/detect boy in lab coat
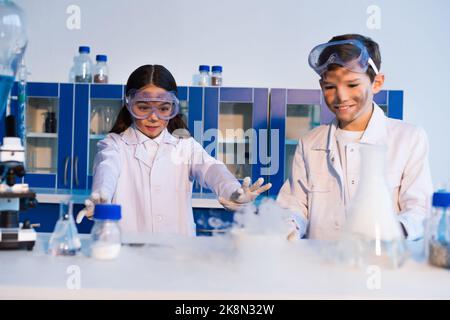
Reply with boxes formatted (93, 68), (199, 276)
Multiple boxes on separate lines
(278, 34), (433, 240)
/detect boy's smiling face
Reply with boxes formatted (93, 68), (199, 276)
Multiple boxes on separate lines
(320, 66), (384, 131)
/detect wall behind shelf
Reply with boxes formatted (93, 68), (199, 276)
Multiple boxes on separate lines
(15, 0), (450, 185)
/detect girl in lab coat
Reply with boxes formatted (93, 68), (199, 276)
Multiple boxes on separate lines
(77, 65), (271, 235)
(278, 34), (433, 240)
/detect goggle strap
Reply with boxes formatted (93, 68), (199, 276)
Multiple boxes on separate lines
(368, 58), (379, 75)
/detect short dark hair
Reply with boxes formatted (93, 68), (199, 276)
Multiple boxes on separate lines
(320, 34), (381, 82)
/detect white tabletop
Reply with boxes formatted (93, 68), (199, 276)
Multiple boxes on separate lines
(0, 233), (449, 300)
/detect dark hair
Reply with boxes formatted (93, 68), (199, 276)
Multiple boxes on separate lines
(319, 34), (381, 82)
(110, 64), (188, 134)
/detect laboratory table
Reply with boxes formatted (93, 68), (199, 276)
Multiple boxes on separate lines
(0, 233), (449, 300)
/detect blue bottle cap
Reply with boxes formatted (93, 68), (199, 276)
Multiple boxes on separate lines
(199, 65), (210, 72)
(79, 46), (90, 54)
(96, 54), (107, 62)
(212, 65), (222, 73)
(432, 192), (450, 208)
(94, 204), (122, 220)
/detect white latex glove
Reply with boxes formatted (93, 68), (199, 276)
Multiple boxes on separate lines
(218, 177), (272, 211)
(287, 214), (307, 241)
(76, 191), (108, 224)
(287, 219), (300, 241)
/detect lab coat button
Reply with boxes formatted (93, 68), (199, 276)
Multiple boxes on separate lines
(334, 221), (340, 229)
(351, 180), (355, 185)
(156, 215), (163, 222)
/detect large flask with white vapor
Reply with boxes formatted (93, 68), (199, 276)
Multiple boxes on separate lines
(338, 144), (407, 268)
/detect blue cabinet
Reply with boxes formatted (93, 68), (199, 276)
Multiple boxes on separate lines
(268, 89), (404, 195)
(9, 82), (203, 190)
(8, 83), (403, 197)
(9, 82), (74, 188)
(75, 84), (125, 190)
(202, 87), (270, 192)
(8, 83), (403, 235)
(9, 83), (403, 197)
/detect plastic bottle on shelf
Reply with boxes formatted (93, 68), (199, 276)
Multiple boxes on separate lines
(93, 54), (109, 84)
(197, 65), (210, 86)
(90, 204), (122, 260)
(73, 46), (93, 83)
(211, 65), (223, 86)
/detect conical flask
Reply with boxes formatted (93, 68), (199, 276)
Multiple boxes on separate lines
(48, 201), (82, 256)
(338, 144), (407, 268)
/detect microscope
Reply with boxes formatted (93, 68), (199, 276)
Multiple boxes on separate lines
(0, 115), (38, 250)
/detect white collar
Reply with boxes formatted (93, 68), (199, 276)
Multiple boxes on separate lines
(121, 125), (178, 146)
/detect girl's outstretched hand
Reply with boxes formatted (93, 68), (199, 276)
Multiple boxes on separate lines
(218, 177), (272, 211)
(76, 191), (108, 223)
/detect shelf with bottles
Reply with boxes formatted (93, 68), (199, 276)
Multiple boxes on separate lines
(26, 97), (59, 135)
(24, 96), (59, 175)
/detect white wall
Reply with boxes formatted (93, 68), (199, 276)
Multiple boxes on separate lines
(15, 0), (450, 186)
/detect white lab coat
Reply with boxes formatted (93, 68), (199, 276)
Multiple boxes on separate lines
(92, 126), (240, 236)
(277, 104), (433, 240)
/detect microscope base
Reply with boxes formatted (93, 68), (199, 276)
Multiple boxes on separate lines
(0, 228), (36, 251)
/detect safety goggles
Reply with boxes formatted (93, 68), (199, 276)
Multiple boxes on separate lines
(125, 89), (179, 120)
(308, 39), (379, 76)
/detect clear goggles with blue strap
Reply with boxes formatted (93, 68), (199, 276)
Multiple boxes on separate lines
(125, 89), (179, 120)
(308, 39), (379, 76)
